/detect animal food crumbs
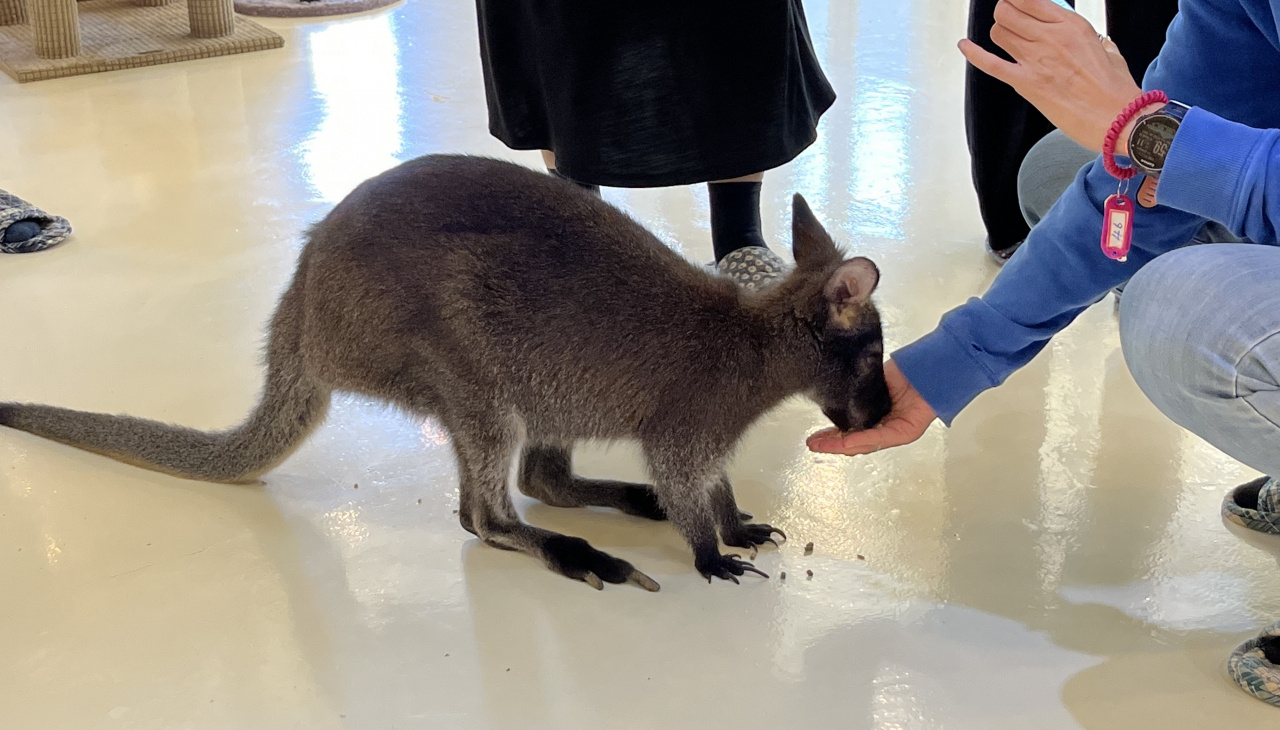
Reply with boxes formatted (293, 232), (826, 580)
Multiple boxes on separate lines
(354, 484), (359, 489)
(780, 572), (786, 580)
(804, 542), (814, 555)
(806, 570), (813, 579)
(856, 554), (865, 561)
(417, 499), (422, 504)
(453, 509), (459, 514)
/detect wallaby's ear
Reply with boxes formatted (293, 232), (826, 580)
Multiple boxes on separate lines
(825, 257), (880, 329)
(791, 194), (839, 269)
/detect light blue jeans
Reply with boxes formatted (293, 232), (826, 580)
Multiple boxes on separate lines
(1018, 131), (1280, 478)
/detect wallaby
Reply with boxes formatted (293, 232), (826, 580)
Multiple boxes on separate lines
(0, 155), (891, 591)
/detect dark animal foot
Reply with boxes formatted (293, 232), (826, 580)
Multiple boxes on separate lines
(695, 552), (769, 584)
(723, 522), (787, 551)
(620, 485), (667, 521)
(543, 535), (660, 591)
(458, 508), (478, 537)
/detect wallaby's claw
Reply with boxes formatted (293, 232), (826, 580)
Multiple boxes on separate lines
(738, 510), (754, 521)
(696, 552), (769, 583)
(723, 522), (786, 551)
(628, 569), (661, 592)
(543, 534), (657, 592)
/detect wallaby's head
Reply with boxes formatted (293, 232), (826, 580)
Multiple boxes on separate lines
(779, 194), (892, 434)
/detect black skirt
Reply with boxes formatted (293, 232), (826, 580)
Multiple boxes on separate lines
(475, 1), (836, 188)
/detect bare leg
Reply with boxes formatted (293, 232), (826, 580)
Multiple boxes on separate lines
(518, 442), (666, 520)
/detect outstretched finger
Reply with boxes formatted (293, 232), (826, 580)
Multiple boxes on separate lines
(957, 38), (1026, 87)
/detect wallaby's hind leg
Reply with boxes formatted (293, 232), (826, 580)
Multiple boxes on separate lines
(517, 442), (666, 521)
(453, 422), (659, 591)
(644, 444), (768, 584)
(711, 475), (786, 552)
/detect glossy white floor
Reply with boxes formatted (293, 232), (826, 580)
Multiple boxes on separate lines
(2, 1), (1278, 728)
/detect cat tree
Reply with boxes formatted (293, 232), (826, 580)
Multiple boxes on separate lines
(0, 0), (282, 82)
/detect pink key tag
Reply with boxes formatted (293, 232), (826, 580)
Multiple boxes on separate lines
(1101, 193), (1134, 262)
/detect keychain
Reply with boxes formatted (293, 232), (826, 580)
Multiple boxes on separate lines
(1100, 89), (1168, 263)
(1101, 178), (1134, 262)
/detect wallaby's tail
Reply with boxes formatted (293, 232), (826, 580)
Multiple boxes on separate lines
(0, 271), (330, 483)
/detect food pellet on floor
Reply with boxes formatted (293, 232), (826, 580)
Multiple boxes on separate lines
(806, 570), (813, 579)
(804, 542), (814, 555)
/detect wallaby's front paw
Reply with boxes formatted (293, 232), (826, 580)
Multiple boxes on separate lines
(620, 485), (667, 521)
(723, 522), (786, 550)
(543, 535), (660, 592)
(695, 552), (769, 584)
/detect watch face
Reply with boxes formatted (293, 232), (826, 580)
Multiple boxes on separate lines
(1130, 116), (1179, 171)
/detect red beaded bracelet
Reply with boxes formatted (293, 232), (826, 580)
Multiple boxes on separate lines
(1102, 90), (1168, 179)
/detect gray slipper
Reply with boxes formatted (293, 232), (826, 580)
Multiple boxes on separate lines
(0, 190), (71, 254)
(1229, 621), (1280, 708)
(1224, 476), (1280, 535)
(715, 246), (789, 291)
(1222, 476), (1280, 706)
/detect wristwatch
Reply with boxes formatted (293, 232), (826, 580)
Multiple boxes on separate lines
(1127, 101), (1190, 178)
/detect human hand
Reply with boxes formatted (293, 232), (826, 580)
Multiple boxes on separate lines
(806, 360), (937, 456)
(958, 0), (1144, 153)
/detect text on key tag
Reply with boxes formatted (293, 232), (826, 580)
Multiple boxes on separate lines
(1101, 194), (1134, 262)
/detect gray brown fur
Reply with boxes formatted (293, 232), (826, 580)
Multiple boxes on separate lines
(0, 155), (890, 590)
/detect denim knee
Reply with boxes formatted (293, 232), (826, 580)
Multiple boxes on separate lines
(1119, 247), (1220, 418)
(1017, 130), (1098, 229)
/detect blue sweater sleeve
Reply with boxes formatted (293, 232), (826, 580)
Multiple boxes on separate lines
(893, 0), (1280, 425)
(893, 159), (1205, 424)
(1159, 107), (1280, 244)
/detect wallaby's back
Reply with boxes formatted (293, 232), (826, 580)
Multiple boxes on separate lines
(301, 155), (771, 439)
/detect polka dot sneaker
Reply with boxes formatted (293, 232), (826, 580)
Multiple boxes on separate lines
(714, 246), (789, 292)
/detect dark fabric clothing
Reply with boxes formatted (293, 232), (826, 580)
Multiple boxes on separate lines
(965, 0), (1180, 251)
(475, 1), (836, 188)
(708, 181), (767, 260)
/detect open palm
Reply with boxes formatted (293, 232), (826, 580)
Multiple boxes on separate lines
(806, 360), (936, 455)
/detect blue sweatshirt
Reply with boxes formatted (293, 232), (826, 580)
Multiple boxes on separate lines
(894, 0), (1280, 425)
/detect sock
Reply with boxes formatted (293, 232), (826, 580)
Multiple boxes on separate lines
(709, 181), (767, 261)
(1261, 636), (1280, 665)
(2, 219), (41, 244)
(548, 168), (601, 197)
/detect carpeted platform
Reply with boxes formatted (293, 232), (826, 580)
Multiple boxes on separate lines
(0, 0), (282, 83)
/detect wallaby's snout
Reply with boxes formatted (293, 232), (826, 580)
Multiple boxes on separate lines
(819, 352), (891, 434)
(855, 366), (893, 431)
